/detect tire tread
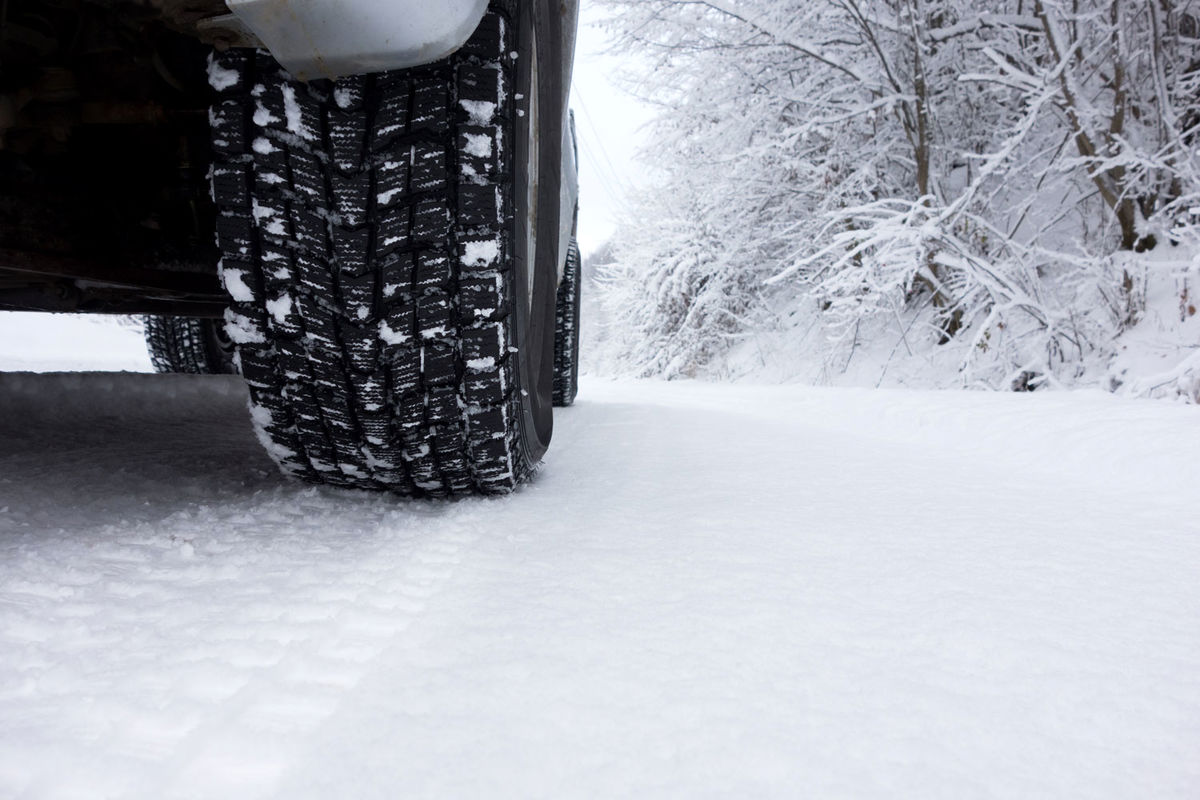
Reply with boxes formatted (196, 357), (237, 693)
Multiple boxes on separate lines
(208, 6), (529, 495)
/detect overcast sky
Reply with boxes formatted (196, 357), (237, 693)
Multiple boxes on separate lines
(568, 0), (654, 256)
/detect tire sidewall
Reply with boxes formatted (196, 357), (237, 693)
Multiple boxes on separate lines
(510, 0), (562, 466)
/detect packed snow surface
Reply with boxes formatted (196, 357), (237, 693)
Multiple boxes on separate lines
(0, 334), (1198, 797)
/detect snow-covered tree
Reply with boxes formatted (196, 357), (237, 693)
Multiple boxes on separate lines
(594, 0), (1200, 393)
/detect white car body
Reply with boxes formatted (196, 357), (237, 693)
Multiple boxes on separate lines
(227, 0), (490, 81)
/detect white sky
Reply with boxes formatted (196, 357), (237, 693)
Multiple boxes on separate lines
(568, 0), (654, 256)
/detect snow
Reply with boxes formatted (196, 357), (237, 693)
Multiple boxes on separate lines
(375, 188), (403, 206)
(221, 264), (256, 304)
(280, 85), (313, 141)
(206, 58), (240, 92)
(459, 99), (496, 126)
(252, 102), (279, 128)
(377, 321), (409, 346)
(265, 294), (293, 326)
(223, 309), (266, 345)
(0, 313), (151, 372)
(0, 319), (1198, 798)
(461, 238), (499, 267)
(462, 132), (492, 158)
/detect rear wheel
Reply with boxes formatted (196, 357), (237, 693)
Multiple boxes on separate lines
(144, 316), (237, 375)
(208, 1), (562, 495)
(552, 235), (581, 406)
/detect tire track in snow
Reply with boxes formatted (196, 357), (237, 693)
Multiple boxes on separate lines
(0, 375), (489, 797)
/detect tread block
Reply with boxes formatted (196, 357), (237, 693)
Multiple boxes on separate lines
(247, 383), (292, 418)
(216, 212), (254, 253)
(460, 273), (505, 320)
(260, 246), (297, 284)
(458, 235), (501, 271)
(462, 322), (505, 367)
(338, 269), (376, 316)
(469, 436), (509, 468)
(463, 367), (506, 405)
(329, 109), (368, 172)
(457, 65), (500, 104)
(294, 291), (337, 346)
(275, 336), (310, 380)
(374, 208), (411, 259)
(425, 386), (459, 422)
(332, 225), (370, 275)
(411, 142), (449, 193)
(458, 184), (500, 228)
(410, 78), (450, 135)
(467, 406), (507, 446)
(235, 345), (277, 388)
(293, 208), (328, 252)
(390, 346), (421, 393)
(294, 249), (335, 297)
(422, 341), (458, 387)
(252, 166), (288, 200)
(287, 85), (323, 142)
(332, 74), (367, 111)
(210, 99), (247, 155)
(417, 293), (453, 341)
(211, 165), (251, 209)
(352, 372), (387, 414)
(459, 12), (506, 61)
(332, 172), (371, 227)
(396, 394), (426, 430)
(253, 51), (282, 81)
(415, 251), (452, 291)
(382, 302), (416, 347)
(256, 84), (288, 132)
(306, 344), (348, 386)
(375, 158), (409, 209)
(266, 288), (303, 337)
(251, 137), (289, 175)
(380, 254), (415, 299)
(220, 257), (260, 291)
(457, 126), (496, 182)
(372, 78), (411, 150)
(252, 199), (292, 239)
(288, 147), (326, 202)
(403, 445), (443, 492)
(434, 428), (472, 491)
(411, 199), (452, 244)
(339, 320), (379, 373)
(293, 425), (338, 474)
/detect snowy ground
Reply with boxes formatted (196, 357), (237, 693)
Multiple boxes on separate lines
(1, 315), (1198, 798)
(0, 313), (151, 373)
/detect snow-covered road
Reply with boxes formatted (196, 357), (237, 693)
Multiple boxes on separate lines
(1, 365), (1198, 797)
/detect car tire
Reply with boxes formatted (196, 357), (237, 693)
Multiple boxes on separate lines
(144, 316), (237, 375)
(552, 235), (581, 406)
(207, 1), (563, 495)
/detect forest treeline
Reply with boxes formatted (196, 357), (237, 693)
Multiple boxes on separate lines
(590, 0), (1200, 398)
